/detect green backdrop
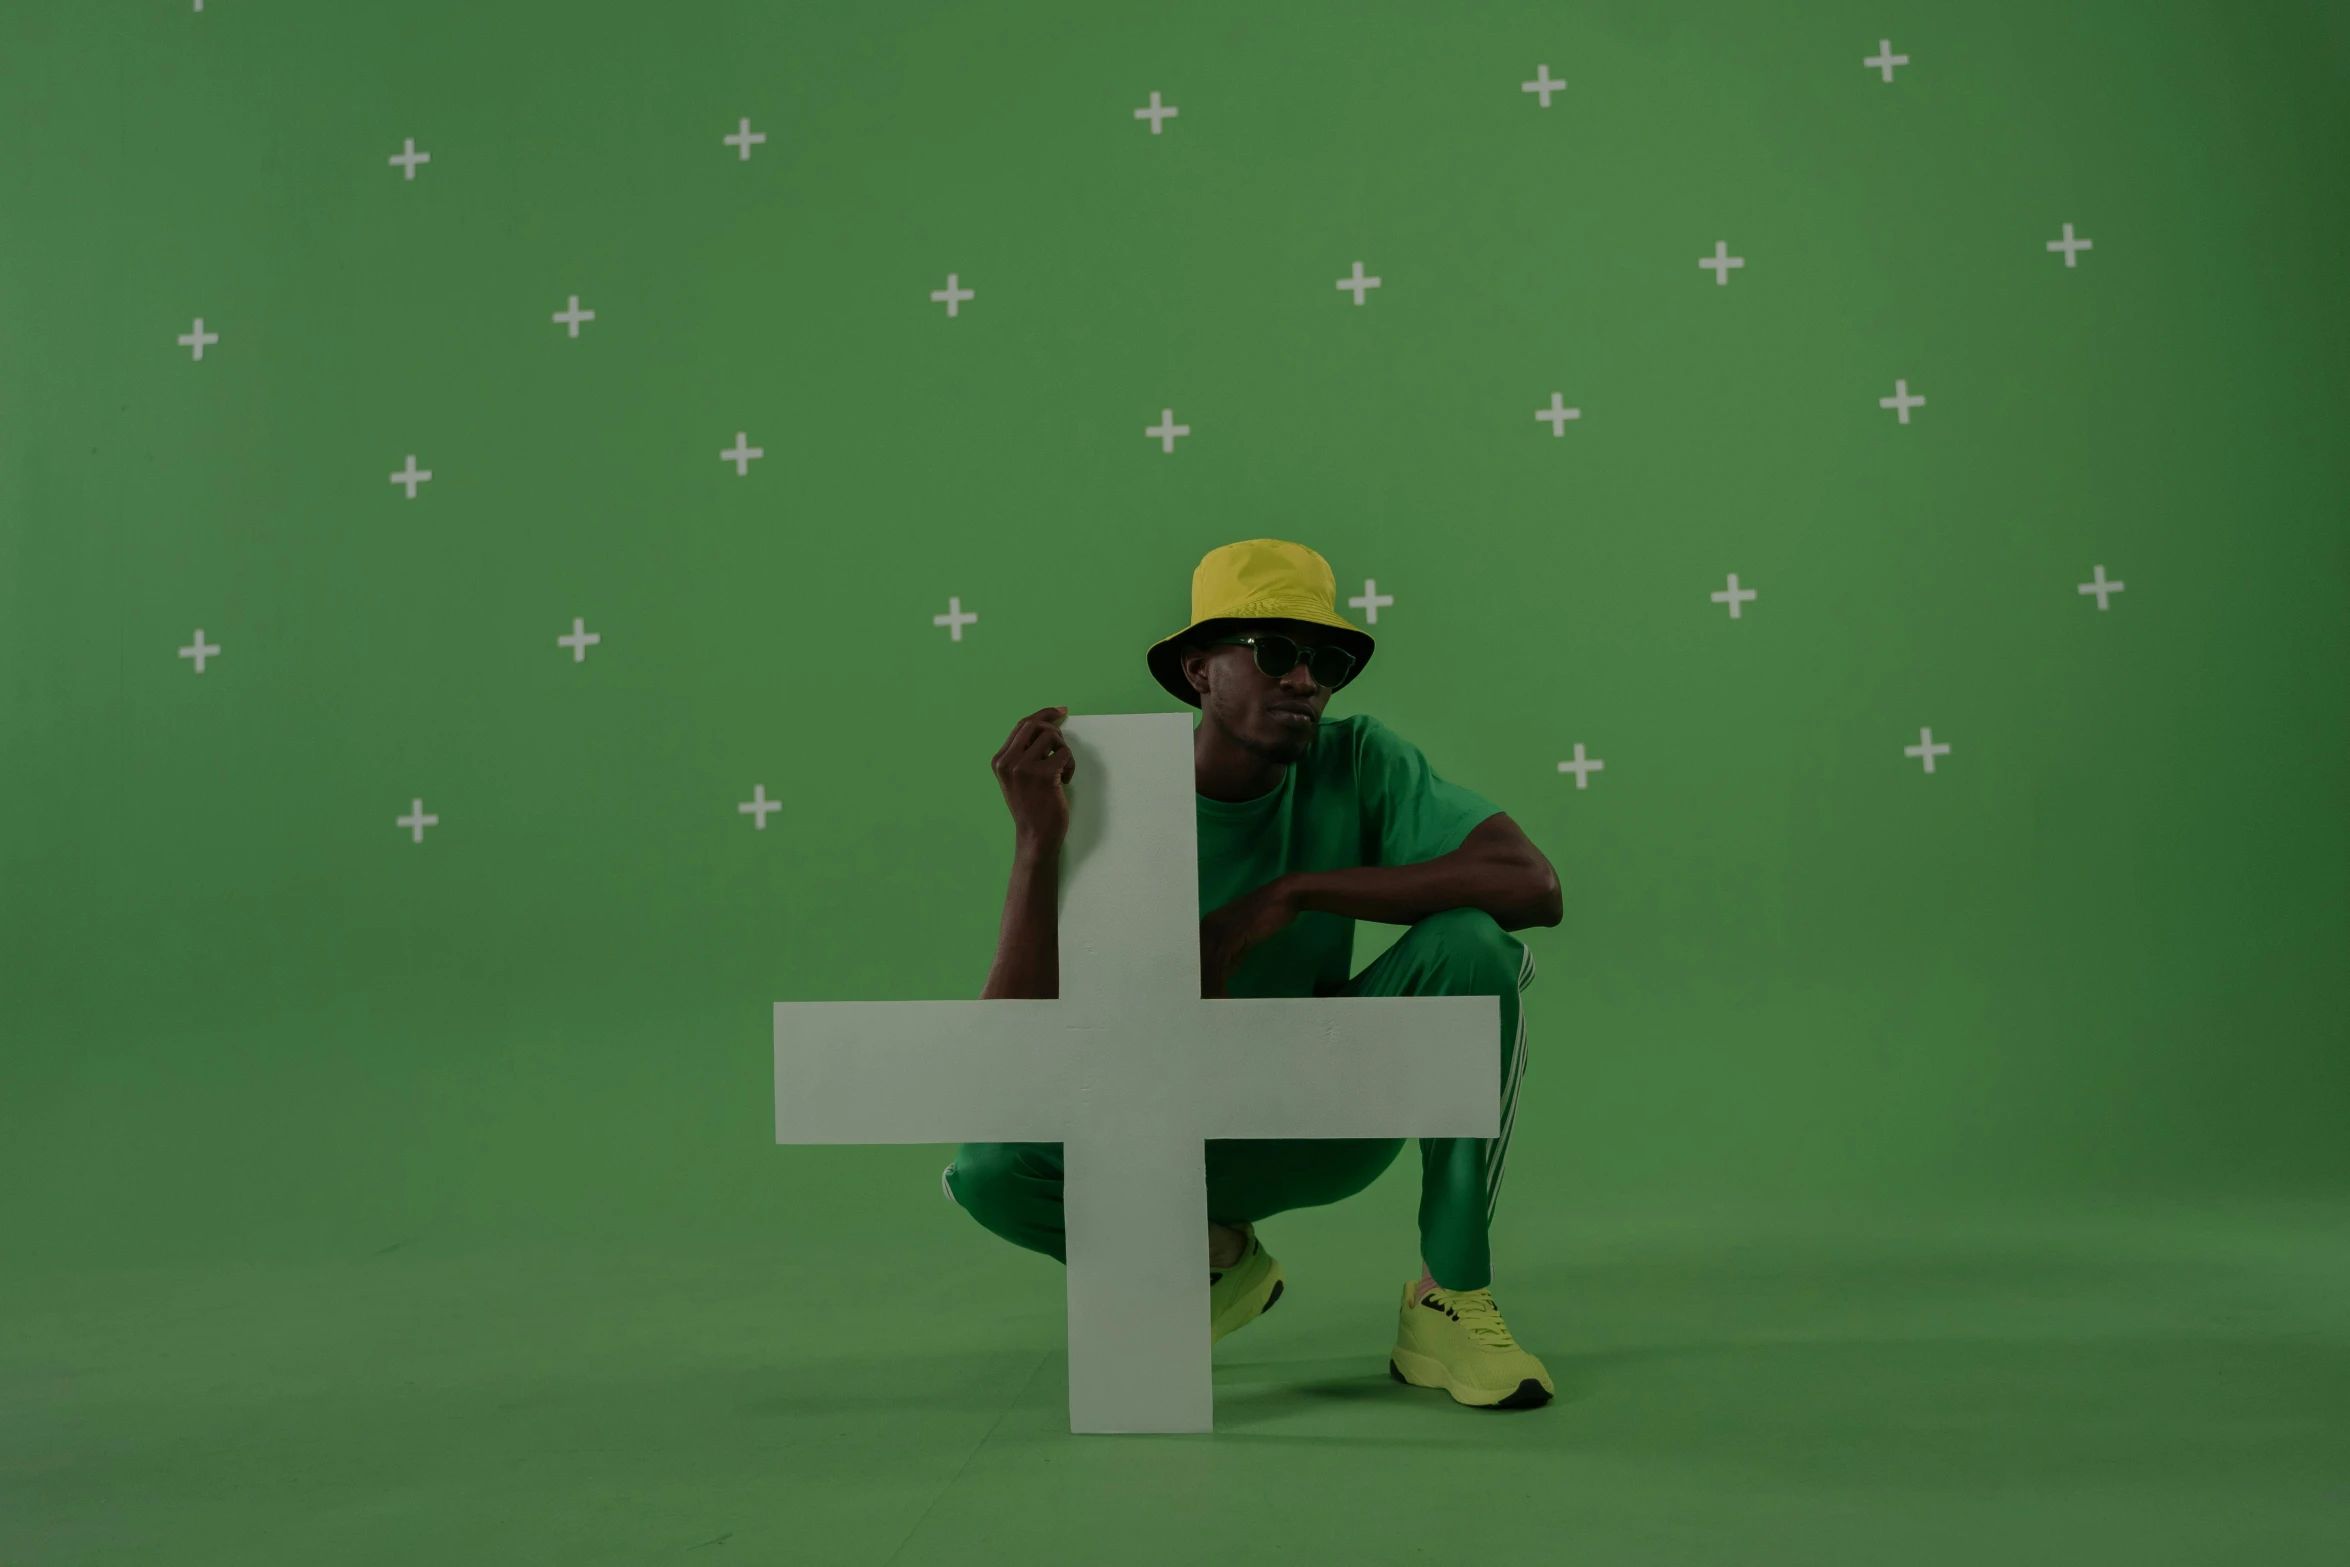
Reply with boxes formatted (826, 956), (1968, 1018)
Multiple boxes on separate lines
(4, 4), (2348, 1563)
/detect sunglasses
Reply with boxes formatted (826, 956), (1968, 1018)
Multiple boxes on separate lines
(1203, 634), (1358, 689)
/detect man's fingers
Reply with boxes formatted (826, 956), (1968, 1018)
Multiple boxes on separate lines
(993, 707), (1069, 768)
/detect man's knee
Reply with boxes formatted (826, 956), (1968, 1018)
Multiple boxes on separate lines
(1396, 907), (1520, 990)
(947, 1141), (1058, 1226)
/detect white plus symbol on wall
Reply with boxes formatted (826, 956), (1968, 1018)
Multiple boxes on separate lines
(2078, 565), (2126, 610)
(396, 798), (440, 843)
(1335, 261), (1382, 305)
(933, 597), (978, 641)
(930, 273), (975, 317)
(1711, 573), (1757, 619)
(552, 295), (596, 337)
(1557, 744), (1605, 789)
(1535, 393), (1580, 434)
(1521, 65), (1566, 107)
(724, 117), (767, 160)
(1904, 727), (1952, 774)
(739, 785), (781, 829)
(1348, 579), (1394, 624)
(177, 629), (221, 673)
(557, 617), (601, 662)
(389, 455), (433, 498)
(1699, 241), (1745, 285)
(2047, 223), (2094, 267)
(1864, 40), (1910, 82)
(1134, 92), (1179, 133)
(1879, 379), (1926, 424)
(388, 138), (431, 179)
(1144, 409), (1191, 452)
(720, 432), (764, 475)
(178, 318), (219, 360)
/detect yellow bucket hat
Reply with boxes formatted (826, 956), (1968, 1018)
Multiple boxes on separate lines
(1146, 538), (1376, 708)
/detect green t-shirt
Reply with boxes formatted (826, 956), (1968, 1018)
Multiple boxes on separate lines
(1195, 713), (1503, 999)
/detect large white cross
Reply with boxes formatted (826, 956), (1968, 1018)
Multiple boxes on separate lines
(1336, 261), (1382, 305)
(557, 617), (601, 662)
(720, 432), (764, 475)
(552, 295), (596, 337)
(775, 713), (1495, 1432)
(930, 273), (975, 317)
(1864, 40), (1909, 82)
(1348, 578), (1394, 624)
(1879, 379), (1926, 424)
(2047, 223), (2094, 267)
(1535, 393), (1580, 435)
(396, 798), (439, 843)
(389, 455), (432, 499)
(1699, 241), (1745, 285)
(724, 117), (767, 160)
(178, 629), (221, 673)
(1521, 66), (1565, 108)
(1710, 573), (1757, 619)
(389, 138), (430, 179)
(1556, 744), (1604, 789)
(1134, 92), (1179, 133)
(1904, 727), (1951, 773)
(178, 318), (219, 360)
(2078, 565), (2125, 610)
(1145, 409), (1191, 453)
(933, 597), (978, 640)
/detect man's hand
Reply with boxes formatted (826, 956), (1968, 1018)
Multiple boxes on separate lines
(992, 706), (1073, 850)
(1198, 877), (1300, 998)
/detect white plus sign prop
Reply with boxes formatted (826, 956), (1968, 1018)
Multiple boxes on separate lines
(1556, 743), (1605, 789)
(388, 138), (430, 179)
(396, 798), (439, 842)
(1711, 573), (1757, 619)
(1904, 727), (1952, 773)
(1348, 578), (1394, 624)
(1535, 393), (1580, 434)
(1336, 261), (1382, 305)
(739, 785), (781, 828)
(2047, 223), (2094, 267)
(178, 318), (219, 360)
(1699, 241), (1745, 285)
(724, 117), (767, 160)
(930, 273), (975, 317)
(1879, 379), (1926, 424)
(1144, 409), (1191, 452)
(933, 597), (977, 640)
(1134, 92), (1179, 133)
(1521, 66), (1565, 107)
(557, 617), (601, 662)
(2078, 565), (2125, 609)
(1864, 40), (1909, 82)
(389, 455), (432, 498)
(775, 713), (1496, 1433)
(720, 432), (764, 475)
(552, 295), (596, 337)
(178, 629), (221, 673)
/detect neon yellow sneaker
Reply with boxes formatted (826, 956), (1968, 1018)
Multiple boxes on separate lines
(1389, 1281), (1554, 1408)
(1209, 1223), (1285, 1343)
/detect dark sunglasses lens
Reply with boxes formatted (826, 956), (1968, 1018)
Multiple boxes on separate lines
(1250, 635), (1301, 679)
(1308, 645), (1356, 686)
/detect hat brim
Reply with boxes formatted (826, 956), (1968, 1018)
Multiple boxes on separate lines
(1146, 614), (1376, 708)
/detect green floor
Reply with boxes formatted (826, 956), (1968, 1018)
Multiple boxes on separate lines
(6, 1159), (2345, 1566)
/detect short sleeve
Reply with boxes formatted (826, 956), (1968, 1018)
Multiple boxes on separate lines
(1354, 715), (1504, 867)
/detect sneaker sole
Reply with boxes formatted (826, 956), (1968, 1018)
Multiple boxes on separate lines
(1389, 1349), (1553, 1410)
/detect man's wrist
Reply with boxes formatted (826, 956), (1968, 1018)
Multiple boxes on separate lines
(1277, 871), (1323, 914)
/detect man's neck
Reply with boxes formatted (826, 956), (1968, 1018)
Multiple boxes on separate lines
(1193, 714), (1290, 803)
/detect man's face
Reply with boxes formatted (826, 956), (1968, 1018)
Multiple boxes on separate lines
(1181, 620), (1335, 765)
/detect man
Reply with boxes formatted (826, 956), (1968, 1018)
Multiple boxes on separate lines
(944, 538), (1564, 1409)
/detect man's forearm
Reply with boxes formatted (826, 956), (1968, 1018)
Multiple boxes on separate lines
(980, 838), (1060, 999)
(1285, 847), (1560, 932)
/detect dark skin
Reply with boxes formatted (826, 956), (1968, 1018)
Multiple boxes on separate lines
(979, 621), (1564, 1267)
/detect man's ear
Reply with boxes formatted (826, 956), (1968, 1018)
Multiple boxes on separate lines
(1181, 646), (1211, 696)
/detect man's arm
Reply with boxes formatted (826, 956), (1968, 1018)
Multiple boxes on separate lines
(1198, 813), (1561, 997)
(979, 706), (1073, 1000)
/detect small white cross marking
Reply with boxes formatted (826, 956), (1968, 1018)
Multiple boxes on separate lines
(396, 798), (440, 842)
(724, 117), (767, 160)
(178, 318), (219, 360)
(1864, 40), (1910, 82)
(721, 432), (764, 476)
(1348, 579), (1394, 624)
(1522, 66), (1566, 107)
(389, 455), (433, 498)
(1880, 379), (1926, 424)
(178, 629), (221, 673)
(1904, 727), (1952, 774)
(1336, 261), (1382, 305)
(2047, 223), (2094, 267)
(1134, 92), (1179, 133)
(933, 597), (978, 641)
(1557, 744), (1605, 789)
(1535, 393), (1581, 435)
(739, 785), (782, 829)
(930, 273), (975, 317)
(388, 138), (431, 179)
(1145, 409), (1191, 453)
(2078, 565), (2125, 610)
(1711, 573), (1757, 619)
(557, 617), (601, 662)
(552, 295), (596, 337)
(1699, 240), (1746, 285)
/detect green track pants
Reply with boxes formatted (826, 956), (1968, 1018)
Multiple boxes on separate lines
(945, 907), (1536, 1292)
